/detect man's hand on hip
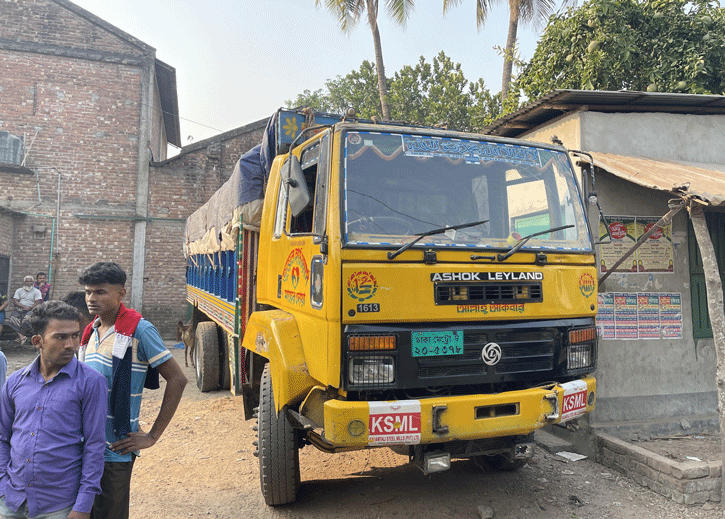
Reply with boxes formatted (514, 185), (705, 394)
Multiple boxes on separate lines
(110, 429), (157, 455)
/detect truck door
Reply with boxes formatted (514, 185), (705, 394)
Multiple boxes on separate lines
(268, 132), (331, 380)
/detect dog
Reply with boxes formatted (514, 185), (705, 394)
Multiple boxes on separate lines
(176, 320), (196, 368)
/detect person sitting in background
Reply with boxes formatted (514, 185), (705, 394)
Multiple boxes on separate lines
(34, 272), (51, 301)
(7, 277), (43, 345)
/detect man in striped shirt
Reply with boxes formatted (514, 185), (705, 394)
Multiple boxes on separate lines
(79, 262), (187, 519)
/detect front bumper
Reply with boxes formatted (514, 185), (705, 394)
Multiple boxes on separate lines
(322, 376), (595, 448)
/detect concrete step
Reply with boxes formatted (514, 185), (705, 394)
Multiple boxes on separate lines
(535, 428), (576, 455)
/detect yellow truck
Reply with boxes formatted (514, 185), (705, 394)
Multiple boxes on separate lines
(184, 109), (597, 505)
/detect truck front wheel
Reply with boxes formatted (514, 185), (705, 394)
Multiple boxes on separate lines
(258, 364), (300, 505)
(195, 321), (220, 392)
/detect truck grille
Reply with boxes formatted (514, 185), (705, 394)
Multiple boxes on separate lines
(434, 282), (542, 305)
(418, 330), (554, 379)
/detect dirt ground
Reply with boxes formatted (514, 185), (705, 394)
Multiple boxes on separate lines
(2, 339), (724, 518)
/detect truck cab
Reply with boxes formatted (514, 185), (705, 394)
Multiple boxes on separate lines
(185, 111), (597, 506)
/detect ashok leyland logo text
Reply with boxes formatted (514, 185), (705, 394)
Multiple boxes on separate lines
(431, 272), (543, 282)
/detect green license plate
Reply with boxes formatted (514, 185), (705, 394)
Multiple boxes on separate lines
(411, 331), (464, 357)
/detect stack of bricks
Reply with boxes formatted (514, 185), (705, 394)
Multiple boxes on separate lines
(596, 432), (721, 505)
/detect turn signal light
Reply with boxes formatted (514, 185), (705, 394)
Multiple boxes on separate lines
(569, 327), (596, 344)
(348, 335), (396, 351)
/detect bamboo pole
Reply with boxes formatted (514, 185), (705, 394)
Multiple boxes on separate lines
(688, 204), (725, 509)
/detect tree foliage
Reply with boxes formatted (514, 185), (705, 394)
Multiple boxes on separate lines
(443, 0), (563, 100)
(517, 0), (725, 99)
(389, 52), (472, 128)
(286, 52), (503, 131)
(286, 60), (381, 119)
(315, 0), (415, 120)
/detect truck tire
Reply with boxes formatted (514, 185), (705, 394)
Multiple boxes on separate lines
(219, 329), (231, 390)
(195, 322), (220, 392)
(258, 364), (300, 505)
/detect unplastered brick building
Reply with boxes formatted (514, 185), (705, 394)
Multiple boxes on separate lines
(0, 0), (265, 336)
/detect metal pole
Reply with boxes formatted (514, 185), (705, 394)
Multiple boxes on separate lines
(47, 217), (55, 291)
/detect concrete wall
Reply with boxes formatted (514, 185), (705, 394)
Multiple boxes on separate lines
(591, 172), (715, 432)
(580, 111), (725, 164)
(151, 77), (166, 162)
(522, 113), (582, 152)
(520, 110), (724, 436)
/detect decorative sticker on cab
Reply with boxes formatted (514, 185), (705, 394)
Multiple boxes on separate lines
(579, 273), (595, 298)
(281, 248), (309, 306)
(347, 271), (378, 302)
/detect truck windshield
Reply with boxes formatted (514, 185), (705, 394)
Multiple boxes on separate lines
(342, 131), (592, 252)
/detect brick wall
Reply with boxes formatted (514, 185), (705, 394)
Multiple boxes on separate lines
(146, 122), (266, 336)
(0, 211), (14, 257)
(0, 51), (142, 297)
(1, 0), (269, 338)
(597, 432), (721, 506)
(0, 0), (145, 55)
(1, 0), (147, 305)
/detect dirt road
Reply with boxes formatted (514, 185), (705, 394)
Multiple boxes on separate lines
(132, 348), (723, 519)
(2, 341), (721, 518)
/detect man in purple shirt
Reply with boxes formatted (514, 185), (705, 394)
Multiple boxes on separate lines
(0, 301), (107, 519)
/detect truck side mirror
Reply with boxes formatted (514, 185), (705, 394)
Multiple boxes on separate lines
(282, 155), (311, 217)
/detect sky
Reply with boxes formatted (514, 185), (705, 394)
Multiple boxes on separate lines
(69, 1), (559, 149)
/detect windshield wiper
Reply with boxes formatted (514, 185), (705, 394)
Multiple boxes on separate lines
(387, 220), (489, 260)
(496, 224), (575, 262)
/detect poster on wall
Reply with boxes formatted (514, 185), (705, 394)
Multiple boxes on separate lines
(637, 293), (661, 339)
(598, 216), (674, 274)
(598, 216), (636, 273)
(635, 217), (674, 273)
(613, 293), (638, 339)
(596, 292), (683, 340)
(660, 293), (683, 339)
(596, 293), (615, 339)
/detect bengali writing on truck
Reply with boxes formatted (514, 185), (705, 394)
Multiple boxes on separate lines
(183, 108), (598, 505)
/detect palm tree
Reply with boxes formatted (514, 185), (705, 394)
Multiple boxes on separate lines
(443, 0), (558, 101)
(316, 0), (415, 120)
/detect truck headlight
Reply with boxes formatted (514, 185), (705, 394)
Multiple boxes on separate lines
(348, 356), (395, 386)
(568, 343), (594, 371)
(567, 326), (596, 373)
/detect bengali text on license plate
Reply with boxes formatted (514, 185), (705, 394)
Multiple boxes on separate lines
(411, 331), (463, 357)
